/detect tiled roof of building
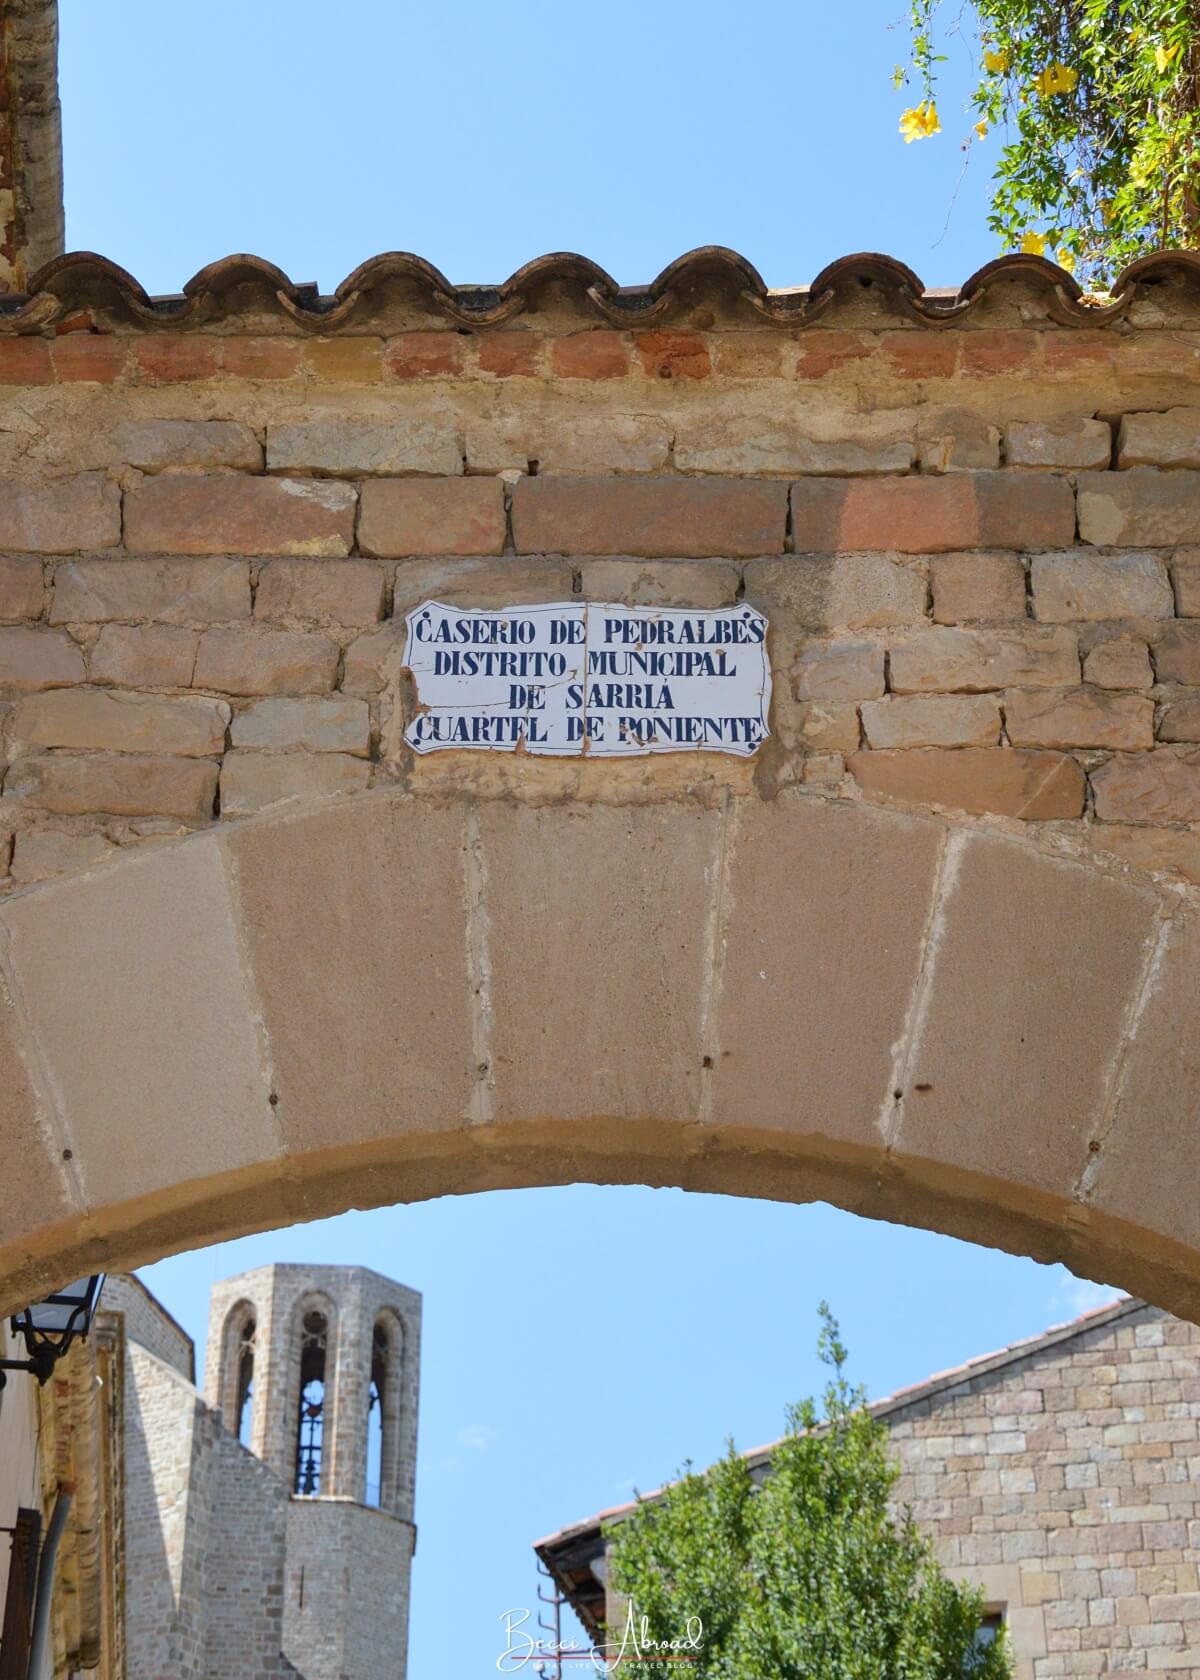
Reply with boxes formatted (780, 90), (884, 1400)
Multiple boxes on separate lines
(4, 248), (1200, 333)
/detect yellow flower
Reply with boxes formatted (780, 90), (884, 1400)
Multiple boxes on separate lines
(975, 120), (988, 139)
(899, 101), (941, 142)
(1020, 231), (1047, 256)
(1032, 62), (1078, 95)
(983, 47), (1011, 73)
(1056, 248), (1076, 275)
(1156, 41), (1181, 72)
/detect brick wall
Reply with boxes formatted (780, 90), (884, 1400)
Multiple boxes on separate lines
(5, 264), (1200, 889)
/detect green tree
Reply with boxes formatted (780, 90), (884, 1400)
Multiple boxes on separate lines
(897, 1), (1200, 283)
(604, 1307), (1011, 1679)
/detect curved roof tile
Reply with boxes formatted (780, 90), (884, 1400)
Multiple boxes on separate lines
(2, 246), (1199, 333)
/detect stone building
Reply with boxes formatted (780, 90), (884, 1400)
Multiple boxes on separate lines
(538, 1298), (1200, 1678)
(0, 1264), (421, 1679)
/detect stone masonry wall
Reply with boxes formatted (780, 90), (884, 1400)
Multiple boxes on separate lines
(122, 1337), (299, 1680)
(5, 265), (1200, 889)
(889, 1301), (1200, 1678)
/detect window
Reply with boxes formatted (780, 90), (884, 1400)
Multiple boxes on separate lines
(366, 1323), (388, 1507)
(294, 1310), (328, 1496)
(973, 1609), (1004, 1651)
(0, 1509), (40, 1680)
(235, 1314), (255, 1448)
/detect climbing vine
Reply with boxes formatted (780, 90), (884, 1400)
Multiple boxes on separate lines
(898, 1), (1200, 283)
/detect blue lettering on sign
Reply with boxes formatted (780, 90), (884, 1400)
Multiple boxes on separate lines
(402, 601), (771, 758)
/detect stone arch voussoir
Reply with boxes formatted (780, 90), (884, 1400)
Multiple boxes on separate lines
(1, 786), (1198, 1320)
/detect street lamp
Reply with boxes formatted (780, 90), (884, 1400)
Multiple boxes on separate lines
(0, 1274), (105, 1388)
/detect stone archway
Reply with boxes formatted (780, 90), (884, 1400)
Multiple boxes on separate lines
(1, 785), (1195, 1320)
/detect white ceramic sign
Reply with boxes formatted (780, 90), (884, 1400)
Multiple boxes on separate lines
(402, 600), (771, 757)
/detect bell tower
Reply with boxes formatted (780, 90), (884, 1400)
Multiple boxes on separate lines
(205, 1263), (421, 1680)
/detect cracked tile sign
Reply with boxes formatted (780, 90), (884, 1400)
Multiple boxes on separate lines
(402, 600), (771, 756)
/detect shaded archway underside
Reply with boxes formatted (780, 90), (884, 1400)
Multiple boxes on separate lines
(1, 786), (1198, 1319)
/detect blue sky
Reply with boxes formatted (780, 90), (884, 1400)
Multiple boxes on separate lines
(57, 4), (1119, 1674)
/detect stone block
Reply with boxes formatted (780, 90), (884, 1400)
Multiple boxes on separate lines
(265, 419), (461, 477)
(0, 557), (44, 621)
(1078, 469), (1200, 546)
(88, 623), (199, 687)
(1171, 553), (1200, 616)
(481, 801), (717, 1124)
(1155, 624), (1200, 685)
(113, 419), (263, 472)
(1118, 410), (1200, 469)
(849, 747), (1085, 818)
(578, 558), (739, 606)
(711, 795), (943, 1141)
(888, 625), (1080, 693)
(466, 416), (670, 476)
(0, 626), (85, 690)
(512, 476), (787, 557)
(218, 751), (370, 815)
(125, 475), (356, 556)
(792, 639), (886, 702)
(192, 627), (339, 695)
(1004, 688), (1154, 750)
(860, 694), (1002, 748)
(51, 557), (251, 624)
(1031, 550), (1173, 622)
(794, 700), (860, 751)
(916, 411), (1002, 473)
(0, 962), (75, 1250)
(254, 559), (385, 626)
(0, 473), (120, 553)
(1094, 819), (1200, 882)
(10, 829), (116, 882)
(791, 472), (1075, 553)
(4, 752), (218, 819)
(673, 421), (914, 476)
(896, 832), (1157, 1194)
(1092, 749), (1200, 823)
(930, 551), (1026, 624)
(1084, 637), (1153, 689)
(1158, 694), (1200, 742)
(223, 795), (472, 1148)
(358, 477), (505, 557)
(390, 556), (574, 617)
(0, 837), (276, 1206)
(230, 698), (370, 755)
(746, 553), (927, 629)
(1006, 418), (1112, 469)
(9, 689), (230, 756)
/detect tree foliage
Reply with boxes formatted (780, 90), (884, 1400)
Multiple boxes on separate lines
(604, 1306), (1011, 1679)
(898, 0), (1200, 283)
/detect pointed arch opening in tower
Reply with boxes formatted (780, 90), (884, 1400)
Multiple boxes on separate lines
(294, 1309), (328, 1496)
(366, 1321), (389, 1508)
(235, 1311), (256, 1449)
